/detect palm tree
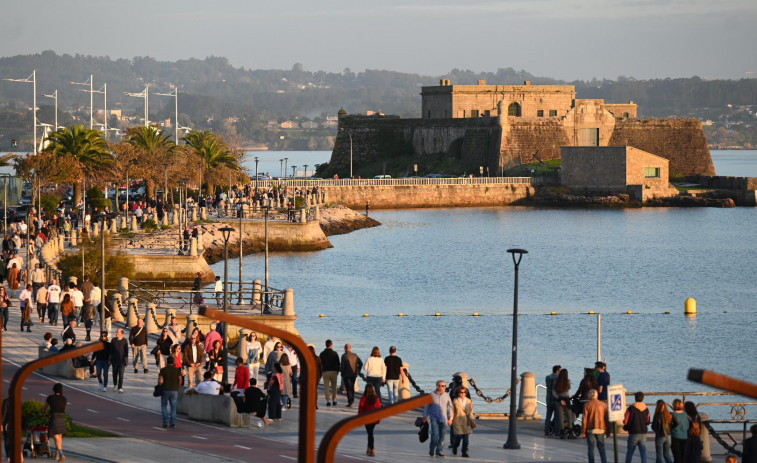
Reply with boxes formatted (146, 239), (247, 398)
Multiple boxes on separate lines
(124, 126), (177, 199)
(183, 130), (240, 195)
(43, 125), (114, 204)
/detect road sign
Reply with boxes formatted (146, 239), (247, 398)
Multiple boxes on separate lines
(607, 383), (626, 422)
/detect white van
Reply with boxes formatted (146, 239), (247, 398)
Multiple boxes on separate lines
(373, 175), (392, 179)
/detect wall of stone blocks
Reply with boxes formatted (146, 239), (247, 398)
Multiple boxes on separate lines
(561, 147), (629, 189)
(624, 146), (670, 189)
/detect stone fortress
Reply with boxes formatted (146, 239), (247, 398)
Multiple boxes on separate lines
(331, 80), (715, 177)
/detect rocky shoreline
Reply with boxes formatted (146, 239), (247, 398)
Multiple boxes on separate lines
(513, 192), (735, 208)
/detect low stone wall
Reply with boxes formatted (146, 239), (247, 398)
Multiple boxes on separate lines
(38, 347), (88, 380)
(324, 183), (534, 209)
(177, 389), (249, 427)
(127, 253), (214, 281)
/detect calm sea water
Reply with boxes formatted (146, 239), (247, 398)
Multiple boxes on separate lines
(218, 150), (757, 415)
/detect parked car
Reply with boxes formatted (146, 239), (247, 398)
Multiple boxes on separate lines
(373, 175), (392, 179)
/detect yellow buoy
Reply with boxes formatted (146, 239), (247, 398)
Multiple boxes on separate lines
(588, 311), (595, 314)
(551, 312), (557, 316)
(363, 313), (369, 317)
(398, 313), (404, 317)
(684, 298), (697, 316)
(472, 312), (479, 317)
(434, 312), (441, 317)
(319, 314), (325, 318)
(664, 311), (670, 314)
(626, 310), (633, 314)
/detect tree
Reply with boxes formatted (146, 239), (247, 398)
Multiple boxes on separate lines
(123, 125), (177, 199)
(40, 125), (114, 204)
(183, 130), (241, 195)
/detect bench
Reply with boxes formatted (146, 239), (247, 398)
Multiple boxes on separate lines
(37, 347), (88, 380)
(176, 388), (250, 428)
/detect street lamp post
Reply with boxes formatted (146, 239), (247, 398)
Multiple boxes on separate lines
(303, 164), (309, 179)
(237, 205), (244, 305)
(219, 226), (235, 383)
(154, 87), (179, 143)
(254, 156), (259, 198)
(503, 248), (528, 450)
(5, 70), (37, 154)
(0, 174), (10, 239)
(291, 165), (297, 179)
(279, 159), (284, 179)
(339, 128), (353, 178)
(262, 205), (270, 314)
(97, 213), (107, 329)
(42, 90), (59, 131)
(125, 86), (149, 127)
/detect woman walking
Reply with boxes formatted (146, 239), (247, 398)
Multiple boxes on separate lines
(267, 363), (283, 421)
(279, 353), (294, 409)
(246, 332), (262, 380)
(0, 287), (10, 331)
(451, 386), (475, 458)
(683, 402), (702, 463)
(358, 383), (382, 457)
(652, 400), (677, 463)
(553, 369), (575, 438)
(155, 329), (173, 369)
(44, 383), (67, 462)
(363, 346), (386, 403)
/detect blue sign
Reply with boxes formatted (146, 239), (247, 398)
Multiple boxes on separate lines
(611, 394), (623, 412)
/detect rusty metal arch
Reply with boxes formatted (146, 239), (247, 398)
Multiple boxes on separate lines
(317, 394), (432, 463)
(7, 341), (107, 463)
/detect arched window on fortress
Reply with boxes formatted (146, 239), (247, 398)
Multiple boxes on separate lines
(623, 112), (630, 118)
(508, 103), (521, 117)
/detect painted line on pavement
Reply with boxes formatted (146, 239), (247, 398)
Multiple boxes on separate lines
(193, 435), (207, 440)
(153, 427), (166, 431)
(86, 409), (99, 413)
(116, 417), (130, 422)
(38, 393), (46, 397)
(234, 445), (251, 450)
(279, 456), (296, 461)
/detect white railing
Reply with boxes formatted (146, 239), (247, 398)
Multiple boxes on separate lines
(258, 177), (535, 188)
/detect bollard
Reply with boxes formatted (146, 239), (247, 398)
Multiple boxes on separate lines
(452, 372), (470, 389)
(165, 308), (177, 325)
(111, 294), (125, 322)
(283, 289), (295, 316)
(111, 218), (118, 234)
(67, 276), (78, 286)
(700, 412), (712, 462)
(161, 213), (169, 226)
(127, 297), (139, 328)
(252, 280), (262, 306)
(399, 362), (412, 400)
(314, 206), (320, 221)
(186, 314), (199, 333)
(300, 209), (306, 223)
(189, 237), (198, 256)
(238, 329), (250, 362)
(517, 372), (541, 419)
(70, 229), (77, 247)
(172, 209), (179, 226)
(197, 230), (204, 251)
(200, 206), (207, 220)
(119, 277), (129, 301)
(130, 215), (138, 232)
(191, 207), (197, 222)
(145, 303), (160, 334)
(92, 222), (100, 237)
(120, 216), (128, 230)
(57, 235), (64, 252)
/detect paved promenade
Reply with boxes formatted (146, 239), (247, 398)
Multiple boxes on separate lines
(2, 310), (647, 463)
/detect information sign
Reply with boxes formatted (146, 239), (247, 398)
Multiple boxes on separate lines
(607, 384), (626, 422)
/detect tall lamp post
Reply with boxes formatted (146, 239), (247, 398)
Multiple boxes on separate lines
(4, 70), (37, 154)
(262, 205), (270, 314)
(237, 206), (244, 305)
(254, 156), (259, 196)
(283, 158), (288, 184)
(279, 159), (284, 179)
(1, 174), (10, 239)
(503, 248), (528, 450)
(291, 165), (297, 179)
(339, 128), (353, 178)
(70, 74), (93, 129)
(97, 213), (107, 329)
(219, 226), (235, 383)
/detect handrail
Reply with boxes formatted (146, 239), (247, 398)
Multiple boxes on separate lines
(126, 281), (286, 314)
(256, 177), (533, 188)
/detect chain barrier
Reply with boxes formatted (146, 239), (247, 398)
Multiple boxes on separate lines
(149, 307), (166, 330)
(403, 369), (426, 395)
(468, 377), (519, 404)
(704, 421), (742, 457)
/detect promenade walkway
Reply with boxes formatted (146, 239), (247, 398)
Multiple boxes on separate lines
(2, 312), (656, 463)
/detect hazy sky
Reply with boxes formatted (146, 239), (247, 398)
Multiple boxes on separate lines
(2, 0), (756, 81)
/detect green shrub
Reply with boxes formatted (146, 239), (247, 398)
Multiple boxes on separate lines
(40, 193), (62, 216)
(142, 219), (158, 232)
(22, 399), (50, 428)
(160, 224), (173, 230)
(56, 235), (135, 287)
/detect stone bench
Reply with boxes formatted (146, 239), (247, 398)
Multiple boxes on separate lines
(176, 388), (250, 428)
(37, 347), (88, 380)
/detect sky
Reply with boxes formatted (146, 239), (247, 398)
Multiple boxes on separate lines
(1, 0), (756, 81)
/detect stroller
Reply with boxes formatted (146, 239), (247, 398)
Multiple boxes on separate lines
(23, 425), (52, 458)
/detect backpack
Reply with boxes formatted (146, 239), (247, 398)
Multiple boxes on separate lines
(688, 417), (701, 437)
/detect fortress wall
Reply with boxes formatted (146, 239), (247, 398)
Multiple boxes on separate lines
(700, 176), (757, 190)
(608, 119), (715, 176)
(324, 183), (534, 209)
(504, 120), (570, 164)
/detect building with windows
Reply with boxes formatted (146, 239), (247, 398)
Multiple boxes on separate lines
(331, 80), (715, 177)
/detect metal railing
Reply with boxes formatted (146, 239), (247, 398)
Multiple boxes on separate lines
(258, 177), (533, 188)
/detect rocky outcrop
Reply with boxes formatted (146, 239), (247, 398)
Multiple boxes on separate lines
(318, 205), (381, 236)
(515, 191), (735, 208)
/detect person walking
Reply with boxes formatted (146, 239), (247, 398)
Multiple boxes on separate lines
(246, 332), (262, 380)
(129, 318), (149, 374)
(670, 399), (690, 463)
(93, 332), (111, 391)
(358, 383), (382, 457)
(583, 389), (610, 463)
(60, 294), (74, 328)
(158, 356), (183, 428)
(652, 400), (677, 463)
(383, 346), (405, 404)
(267, 363), (284, 421)
(624, 391), (651, 463)
(450, 386), (475, 458)
(553, 368), (576, 438)
(80, 299), (96, 341)
(595, 362), (610, 401)
(155, 329), (173, 369)
(340, 344), (363, 408)
(46, 279), (61, 326)
(545, 365), (561, 436)
(683, 402), (702, 463)
(110, 328), (129, 392)
(422, 380), (454, 458)
(0, 287), (10, 331)
(19, 284), (33, 332)
(279, 353), (294, 409)
(44, 383), (67, 462)
(319, 340), (340, 406)
(363, 346), (386, 403)
(183, 330), (204, 388)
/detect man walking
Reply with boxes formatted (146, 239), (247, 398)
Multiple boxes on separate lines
(545, 365), (562, 436)
(319, 339), (340, 406)
(129, 318), (149, 374)
(422, 380), (454, 457)
(46, 279), (61, 326)
(583, 389), (610, 463)
(110, 328), (129, 392)
(183, 330), (204, 387)
(384, 346), (405, 404)
(158, 356), (183, 428)
(624, 391), (650, 463)
(340, 344), (362, 407)
(93, 332), (111, 391)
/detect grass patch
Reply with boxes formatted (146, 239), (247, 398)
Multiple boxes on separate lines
(66, 423), (120, 438)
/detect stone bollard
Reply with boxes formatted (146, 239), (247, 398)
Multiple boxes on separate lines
(120, 216), (128, 230)
(111, 218), (118, 234)
(145, 303), (160, 334)
(111, 294), (125, 322)
(399, 362), (412, 400)
(252, 280), (262, 307)
(189, 237), (198, 256)
(700, 412), (712, 462)
(165, 308), (177, 326)
(70, 229), (77, 247)
(92, 222), (100, 237)
(127, 297), (139, 328)
(186, 314), (199, 334)
(172, 209), (179, 226)
(314, 206), (320, 221)
(517, 372), (541, 419)
(197, 230), (204, 251)
(191, 207), (197, 222)
(238, 329), (250, 362)
(453, 371), (470, 389)
(161, 213), (169, 226)
(68, 276), (78, 286)
(300, 209), (307, 223)
(119, 277), (129, 301)
(283, 288), (295, 316)
(130, 215), (138, 232)
(200, 207), (207, 220)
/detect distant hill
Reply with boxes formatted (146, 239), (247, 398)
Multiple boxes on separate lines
(0, 51), (755, 150)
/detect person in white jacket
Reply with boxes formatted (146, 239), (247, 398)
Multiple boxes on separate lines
(363, 346), (386, 403)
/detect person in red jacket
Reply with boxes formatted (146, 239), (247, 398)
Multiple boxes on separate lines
(358, 384), (382, 457)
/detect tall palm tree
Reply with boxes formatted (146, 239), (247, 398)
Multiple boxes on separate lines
(43, 125), (114, 204)
(124, 126), (177, 199)
(183, 130), (240, 195)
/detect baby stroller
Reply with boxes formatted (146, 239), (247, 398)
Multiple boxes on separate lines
(555, 398), (580, 439)
(23, 425), (52, 458)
